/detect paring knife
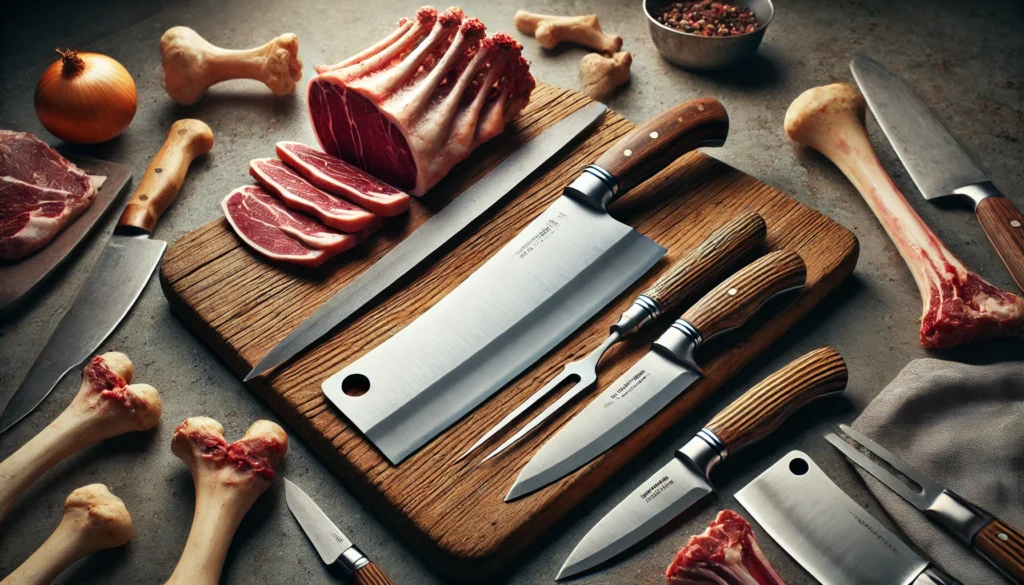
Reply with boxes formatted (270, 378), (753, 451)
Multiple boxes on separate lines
(736, 451), (963, 585)
(323, 99), (731, 465)
(506, 249), (807, 501)
(851, 54), (1024, 291)
(828, 425), (1024, 585)
(558, 347), (847, 579)
(284, 478), (393, 585)
(465, 211), (768, 462)
(245, 102), (609, 381)
(0, 120), (213, 433)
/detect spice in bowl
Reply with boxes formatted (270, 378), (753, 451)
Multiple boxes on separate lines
(657, 1), (758, 37)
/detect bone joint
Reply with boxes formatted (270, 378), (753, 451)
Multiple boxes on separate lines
(579, 51), (632, 101)
(514, 11), (622, 55)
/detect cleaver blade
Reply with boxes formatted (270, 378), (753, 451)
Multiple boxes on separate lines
(322, 99), (730, 464)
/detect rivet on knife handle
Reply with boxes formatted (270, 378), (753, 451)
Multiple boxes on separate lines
(118, 119), (214, 234)
(704, 347), (846, 456)
(974, 192), (1024, 293)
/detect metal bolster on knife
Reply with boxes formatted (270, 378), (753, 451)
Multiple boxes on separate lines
(338, 545), (370, 574)
(612, 294), (663, 337)
(678, 428), (728, 479)
(652, 318), (703, 372)
(563, 165), (619, 211)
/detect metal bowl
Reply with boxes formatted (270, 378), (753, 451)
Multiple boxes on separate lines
(644, 0), (774, 71)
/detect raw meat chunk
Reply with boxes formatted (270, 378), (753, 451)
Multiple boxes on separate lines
(250, 157), (376, 233)
(667, 510), (786, 585)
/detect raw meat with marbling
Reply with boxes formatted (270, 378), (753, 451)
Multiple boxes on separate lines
(666, 510), (786, 585)
(249, 157), (376, 232)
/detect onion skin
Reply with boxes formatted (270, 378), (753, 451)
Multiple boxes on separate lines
(34, 50), (138, 144)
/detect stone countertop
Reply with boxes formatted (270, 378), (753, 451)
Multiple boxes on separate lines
(1, 0), (1022, 583)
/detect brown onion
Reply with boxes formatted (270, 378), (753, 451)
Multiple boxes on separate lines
(34, 49), (138, 144)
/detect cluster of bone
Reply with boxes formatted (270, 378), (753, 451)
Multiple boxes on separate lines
(785, 83), (1024, 349)
(160, 26), (303, 105)
(513, 11), (631, 101)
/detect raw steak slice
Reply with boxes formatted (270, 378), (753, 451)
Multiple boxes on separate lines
(275, 142), (408, 216)
(0, 130), (97, 261)
(307, 6), (535, 196)
(667, 510), (786, 585)
(249, 157), (376, 233)
(222, 185), (357, 268)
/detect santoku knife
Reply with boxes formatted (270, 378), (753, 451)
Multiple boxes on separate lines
(828, 425), (1024, 585)
(851, 53), (1024, 291)
(0, 120), (213, 433)
(463, 211), (768, 462)
(245, 102), (608, 381)
(736, 451), (963, 585)
(558, 347), (847, 579)
(506, 249), (807, 500)
(284, 478), (392, 585)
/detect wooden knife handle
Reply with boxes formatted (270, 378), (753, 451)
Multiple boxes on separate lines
(118, 119), (214, 233)
(679, 250), (806, 342)
(595, 98), (728, 197)
(353, 561), (393, 585)
(706, 347), (847, 454)
(642, 211), (766, 313)
(974, 518), (1024, 584)
(976, 195), (1024, 293)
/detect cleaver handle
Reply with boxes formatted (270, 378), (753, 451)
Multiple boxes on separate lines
(705, 347), (847, 455)
(594, 98), (728, 196)
(118, 119), (214, 234)
(974, 518), (1024, 584)
(975, 192), (1024, 293)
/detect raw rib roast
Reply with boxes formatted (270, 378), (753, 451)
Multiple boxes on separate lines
(667, 510), (786, 585)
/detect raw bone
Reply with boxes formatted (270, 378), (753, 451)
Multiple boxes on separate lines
(513, 11), (623, 55)
(666, 510), (786, 585)
(0, 484), (133, 585)
(785, 83), (1024, 349)
(160, 26), (302, 105)
(0, 353), (161, 523)
(165, 417), (287, 585)
(307, 6), (535, 196)
(579, 51), (632, 101)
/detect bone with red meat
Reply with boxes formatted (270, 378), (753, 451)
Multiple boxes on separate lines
(667, 510), (786, 585)
(0, 484), (133, 585)
(165, 417), (287, 585)
(308, 6), (535, 196)
(785, 83), (1024, 349)
(0, 353), (161, 524)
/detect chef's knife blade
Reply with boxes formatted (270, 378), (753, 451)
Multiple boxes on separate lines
(0, 120), (213, 433)
(284, 479), (393, 584)
(558, 347), (847, 579)
(324, 99), (731, 464)
(828, 425), (1024, 585)
(735, 451), (962, 585)
(245, 102), (608, 382)
(506, 250), (806, 500)
(851, 54), (1024, 291)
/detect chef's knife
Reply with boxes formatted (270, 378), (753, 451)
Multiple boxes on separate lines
(245, 102), (608, 381)
(736, 451), (962, 585)
(467, 211), (768, 462)
(851, 54), (1024, 291)
(323, 99), (730, 464)
(558, 347), (847, 579)
(506, 250), (807, 500)
(284, 478), (393, 585)
(828, 425), (1024, 584)
(0, 120), (213, 433)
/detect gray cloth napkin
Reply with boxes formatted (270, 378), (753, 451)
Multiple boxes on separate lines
(852, 358), (1024, 585)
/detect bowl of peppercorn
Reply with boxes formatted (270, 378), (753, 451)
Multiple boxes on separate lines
(644, 0), (774, 70)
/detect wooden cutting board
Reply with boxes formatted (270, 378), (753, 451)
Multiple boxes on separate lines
(160, 83), (858, 580)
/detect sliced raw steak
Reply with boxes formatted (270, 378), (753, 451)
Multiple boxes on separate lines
(222, 185), (359, 268)
(306, 6), (534, 196)
(666, 510), (786, 585)
(276, 142), (408, 216)
(249, 157), (376, 233)
(0, 130), (97, 261)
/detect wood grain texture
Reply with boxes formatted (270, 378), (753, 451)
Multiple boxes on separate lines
(976, 195), (1024, 293)
(680, 250), (806, 341)
(974, 518), (1024, 583)
(353, 562), (393, 585)
(706, 347), (847, 453)
(159, 83), (859, 579)
(642, 211), (766, 312)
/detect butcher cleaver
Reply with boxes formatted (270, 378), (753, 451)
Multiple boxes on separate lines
(735, 451), (963, 585)
(322, 99), (729, 464)
(0, 120), (213, 433)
